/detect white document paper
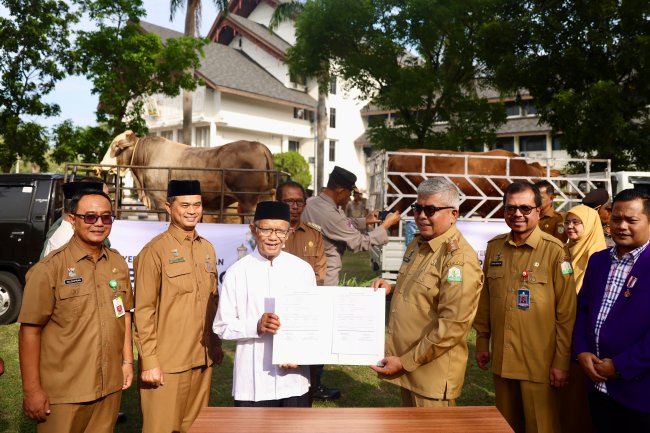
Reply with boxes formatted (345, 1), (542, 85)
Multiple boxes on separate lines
(272, 286), (385, 366)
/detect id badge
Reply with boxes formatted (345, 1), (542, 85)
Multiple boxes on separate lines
(113, 296), (125, 318)
(517, 288), (530, 310)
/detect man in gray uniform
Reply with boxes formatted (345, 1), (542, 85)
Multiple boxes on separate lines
(301, 166), (400, 286)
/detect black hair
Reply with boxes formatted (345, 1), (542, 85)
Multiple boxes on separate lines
(503, 182), (542, 208)
(533, 180), (555, 196)
(276, 180), (306, 201)
(612, 188), (650, 218)
(69, 190), (112, 215)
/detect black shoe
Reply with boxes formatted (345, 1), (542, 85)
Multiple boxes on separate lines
(116, 412), (127, 423)
(313, 384), (341, 400)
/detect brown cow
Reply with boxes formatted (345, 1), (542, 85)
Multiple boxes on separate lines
(105, 131), (278, 222)
(386, 149), (561, 218)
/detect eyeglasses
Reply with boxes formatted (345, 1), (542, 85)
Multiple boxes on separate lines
(255, 225), (289, 239)
(73, 213), (115, 225)
(563, 219), (583, 227)
(411, 203), (454, 217)
(504, 205), (537, 216)
(282, 199), (306, 208)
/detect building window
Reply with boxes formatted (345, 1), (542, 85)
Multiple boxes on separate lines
(552, 135), (564, 150)
(329, 108), (336, 128)
(161, 130), (173, 140)
(329, 76), (337, 95)
(329, 140), (336, 162)
(289, 72), (306, 86)
(494, 137), (515, 152)
(368, 114), (388, 127)
(504, 101), (520, 117)
(196, 126), (209, 147)
(288, 140), (300, 152)
(177, 130), (184, 144)
(294, 107), (308, 120)
(520, 135), (547, 152)
(522, 100), (537, 116)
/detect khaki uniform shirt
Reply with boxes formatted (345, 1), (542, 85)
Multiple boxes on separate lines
(18, 238), (133, 404)
(539, 208), (567, 243)
(473, 226), (576, 383)
(283, 221), (327, 285)
(134, 224), (218, 373)
(385, 225), (484, 400)
(301, 192), (388, 286)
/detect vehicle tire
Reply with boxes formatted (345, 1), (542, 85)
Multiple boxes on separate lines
(0, 272), (22, 325)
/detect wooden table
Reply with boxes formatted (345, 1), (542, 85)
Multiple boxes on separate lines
(188, 406), (514, 433)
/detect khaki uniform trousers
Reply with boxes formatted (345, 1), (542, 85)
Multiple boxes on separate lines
(37, 390), (121, 433)
(493, 374), (560, 433)
(140, 365), (212, 433)
(400, 388), (456, 408)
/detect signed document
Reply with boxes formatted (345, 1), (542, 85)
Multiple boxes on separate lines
(272, 286), (386, 366)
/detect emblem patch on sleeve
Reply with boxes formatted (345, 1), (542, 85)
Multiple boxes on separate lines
(447, 265), (463, 282)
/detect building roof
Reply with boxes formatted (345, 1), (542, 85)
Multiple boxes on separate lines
(140, 21), (316, 110)
(225, 14), (292, 55)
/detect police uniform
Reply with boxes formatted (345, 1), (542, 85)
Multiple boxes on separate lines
(283, 221), (326, 285)
(301, 192), (387, 286)
(473, 226), (576, 433)
(134, 223), (219, 433)
(385, 225), (483, 406)
(539, 207), (567, 243)
(19, 238), (133, 433)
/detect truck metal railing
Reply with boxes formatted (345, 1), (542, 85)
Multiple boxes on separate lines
(369, 150), (612, 229)
(64, 162), (290, 222)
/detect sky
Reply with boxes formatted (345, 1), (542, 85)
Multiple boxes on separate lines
(9, 1), (222, 128)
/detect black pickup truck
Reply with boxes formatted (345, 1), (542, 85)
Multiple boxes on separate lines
(0, 173), (64, 324)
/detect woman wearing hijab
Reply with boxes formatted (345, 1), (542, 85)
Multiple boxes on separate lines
(564, 204), (608, 291)
(561, 204), (608, 433)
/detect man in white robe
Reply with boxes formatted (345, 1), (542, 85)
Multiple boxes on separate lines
(213, 201), (315, 407)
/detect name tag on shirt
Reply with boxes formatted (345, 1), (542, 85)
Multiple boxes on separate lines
(113, 296), (125, 318)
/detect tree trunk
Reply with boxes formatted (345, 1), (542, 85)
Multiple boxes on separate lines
(182, 0), (200, 146)
(316, 90), (327, 191)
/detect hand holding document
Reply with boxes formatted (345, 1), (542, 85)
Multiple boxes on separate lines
(271, 286), (385, 366)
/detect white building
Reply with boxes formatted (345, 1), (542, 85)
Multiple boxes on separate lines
(141, 0), (370, 191)
(143, 0), (570, 192)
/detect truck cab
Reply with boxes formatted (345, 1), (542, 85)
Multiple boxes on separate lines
(0, 174), (63, 324)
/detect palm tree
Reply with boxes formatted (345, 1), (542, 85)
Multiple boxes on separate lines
(170, 0), (228, 145)
(270, 1), (329, 191)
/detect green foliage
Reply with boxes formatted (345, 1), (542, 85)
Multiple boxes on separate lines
(50, 120), (113, 164)
(273, 151), (312, 188)
(480, 1), (650, 169)
(0, 0), (78, 171)
(287, 0), (506, 151)
(75, 1), (207, 137)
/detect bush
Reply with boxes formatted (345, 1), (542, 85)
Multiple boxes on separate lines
(273, 151), (312, 188)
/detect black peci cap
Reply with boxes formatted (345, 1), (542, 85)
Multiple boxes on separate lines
(328, 166), (358, 191)
(582, 188), (610, 209)
(254, 201), (290, 222)
(62, 181), (103, 199)
(167, 180), (201, 197)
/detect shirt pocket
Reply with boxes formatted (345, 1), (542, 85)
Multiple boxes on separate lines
(486, 267), (505, 298)
(164, 262), (194, 296)
(57, 282), (92, 318)
(528, 270), (549, 305)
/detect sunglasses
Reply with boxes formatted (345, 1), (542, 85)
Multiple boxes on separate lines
(73, 213), (115, 225)
(411, 204), (454, 217)
(504, 205), (537, 216)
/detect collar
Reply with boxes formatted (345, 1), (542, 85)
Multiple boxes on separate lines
(506, 225), (542, 249)
(168, 223), (200, 243)
(68, 236), (108, 262)
(418, 224), (459, 252)
(610, 240), (650, 262)
(318, 191), (338, 209)
(291, 221), (309, 232)
(252, 247), (285, 264)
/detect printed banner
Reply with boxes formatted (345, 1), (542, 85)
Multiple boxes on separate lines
(109, 220), (254, 284)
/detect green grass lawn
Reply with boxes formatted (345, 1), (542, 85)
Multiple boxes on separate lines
(0, 251), (494, 433)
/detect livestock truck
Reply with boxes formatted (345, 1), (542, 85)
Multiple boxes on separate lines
(367, 150), (613, 282)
